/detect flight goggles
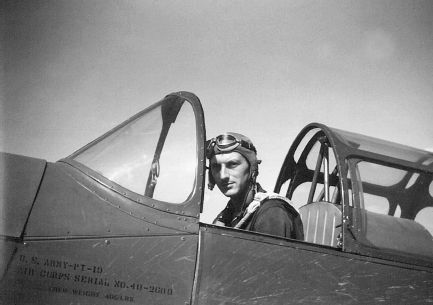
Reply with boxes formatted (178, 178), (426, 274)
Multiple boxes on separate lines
(206, 134), (257, 159)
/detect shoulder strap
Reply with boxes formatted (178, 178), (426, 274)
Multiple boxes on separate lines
(254, 192), (299, 213)
(234, 192), (297, 229)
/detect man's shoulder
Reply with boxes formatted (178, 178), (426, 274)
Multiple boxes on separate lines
(255, 192), (298, 213)
(247, 191), (305, 240)
(261, 197), (289, 207)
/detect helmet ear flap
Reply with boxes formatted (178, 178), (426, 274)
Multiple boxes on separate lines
(250, 159), (261, 181)
(208, 168), (215, 190)
(250, 168), (258, 186)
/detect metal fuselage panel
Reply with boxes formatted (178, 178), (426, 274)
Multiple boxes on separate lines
(1, 158), (200, 305)
(193, 225), (433, 305)
(0, 152), (46, 237)
(1, 235), (198, 305)
(25, 162), (198, 237)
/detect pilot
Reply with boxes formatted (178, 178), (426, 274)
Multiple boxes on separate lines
(206, 132), (304, 240)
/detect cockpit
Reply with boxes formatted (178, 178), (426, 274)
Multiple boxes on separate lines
(275, 123), (433, 262)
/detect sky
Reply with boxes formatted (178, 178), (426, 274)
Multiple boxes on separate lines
(2, 0), (433, 222)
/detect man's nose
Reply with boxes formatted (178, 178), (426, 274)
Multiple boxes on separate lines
(219, 166), (229, 180)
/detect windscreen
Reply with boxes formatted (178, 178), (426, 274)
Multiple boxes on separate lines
(73, 100), (197, 204)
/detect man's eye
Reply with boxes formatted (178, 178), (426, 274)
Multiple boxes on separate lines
(227, 162), (238, 168)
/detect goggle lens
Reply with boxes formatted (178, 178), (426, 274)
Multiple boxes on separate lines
(215, 134), (239, 149)
(206, 134), (256, 158)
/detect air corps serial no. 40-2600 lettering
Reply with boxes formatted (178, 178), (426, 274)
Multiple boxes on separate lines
(1, 92), (432, 305)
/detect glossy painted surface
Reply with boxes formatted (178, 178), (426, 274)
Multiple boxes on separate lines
(0, 152), (46, 237)
(25, 162), (198, 238)
(2, 235), (197, 304)
(1, 157), (200, 304)
(193, 224), (433, 305)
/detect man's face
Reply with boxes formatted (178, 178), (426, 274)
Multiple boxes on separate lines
(210, 152), (250, 199)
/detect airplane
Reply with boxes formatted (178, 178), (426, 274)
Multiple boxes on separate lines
(1, 91), (432, 304)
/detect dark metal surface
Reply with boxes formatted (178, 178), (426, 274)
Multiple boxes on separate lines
(193, 224), (433, 305)
(1, 235), (198, 305)
(25, 162), (198, 237)
(0, 152), (46, 237)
